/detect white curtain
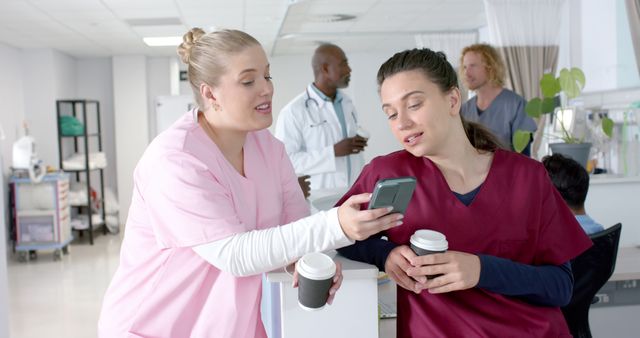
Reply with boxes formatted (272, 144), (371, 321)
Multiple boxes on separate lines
(415, 32), (478, 101)
(483, 0), (566, 157)
(627, 0), (640, 76)
(414, 32), (478, 68)
(484, 0), (566, 98)
(484, 0), (565, 49)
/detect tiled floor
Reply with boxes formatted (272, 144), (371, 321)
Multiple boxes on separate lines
(7, 232), (122, 338)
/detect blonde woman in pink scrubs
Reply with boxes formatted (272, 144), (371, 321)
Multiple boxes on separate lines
(98, 28), (402, 338)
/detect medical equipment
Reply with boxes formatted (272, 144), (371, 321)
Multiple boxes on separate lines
(12, 123), (45, 183)
(304, 88), (328, 127)
(304, 87), (360, 128)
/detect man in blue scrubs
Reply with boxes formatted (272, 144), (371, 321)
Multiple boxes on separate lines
(459, 44), (537, 155)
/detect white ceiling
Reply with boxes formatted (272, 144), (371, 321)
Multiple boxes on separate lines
(0, 0), (486, 58)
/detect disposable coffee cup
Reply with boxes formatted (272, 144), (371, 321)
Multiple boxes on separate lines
(296, 252), (336, 311)
(356, 126), (370, 139)
(410, 229), (448, 279)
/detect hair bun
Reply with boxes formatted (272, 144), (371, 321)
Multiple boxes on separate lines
(177, 28), (206, 64)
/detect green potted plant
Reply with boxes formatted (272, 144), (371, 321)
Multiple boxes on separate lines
(513, 67), (614, 167)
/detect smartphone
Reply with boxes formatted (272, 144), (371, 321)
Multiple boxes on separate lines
(368, 177), (417, 214)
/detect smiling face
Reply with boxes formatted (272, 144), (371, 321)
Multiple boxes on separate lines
(380, 69), (461, 157)
(207, 44), (274, 131)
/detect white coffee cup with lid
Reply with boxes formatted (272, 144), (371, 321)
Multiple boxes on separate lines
(410, 229), (448, 255)
(356, 126), (370, 139)
(296, 252), (336, 311)
(410, 230), (448, 278)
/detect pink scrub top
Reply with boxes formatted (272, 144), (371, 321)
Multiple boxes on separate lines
(98, 110), (309, 337)
(340, 149), (592, 337)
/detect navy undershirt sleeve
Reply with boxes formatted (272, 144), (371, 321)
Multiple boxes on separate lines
(337, 235), (398, 272)
(477, 255), (574, 307)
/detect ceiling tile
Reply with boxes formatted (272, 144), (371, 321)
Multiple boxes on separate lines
(0, 0), (486, 57)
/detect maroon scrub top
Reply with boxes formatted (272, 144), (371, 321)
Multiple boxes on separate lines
(342, 149), (592, 337)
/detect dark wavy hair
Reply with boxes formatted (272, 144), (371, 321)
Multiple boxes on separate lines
(377, 48), (505, 152)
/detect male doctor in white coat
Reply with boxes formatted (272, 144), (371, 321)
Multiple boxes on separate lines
(275, 43), (368, 191)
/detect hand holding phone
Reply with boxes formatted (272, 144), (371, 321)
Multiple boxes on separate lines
(368, 177), (417, 214)
(337, 193), (404, 241)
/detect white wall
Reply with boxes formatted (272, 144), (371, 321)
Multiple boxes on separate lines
(76, 58), (117, 193)
(21, 49), (58, 167)
(616, 0), (640, 88)
(580, 0), (640, 92)
(178, 60), (191, 96)
(348, 51), (405, 162)
(0, 43), (26, 174)
(582, 0), (617, 92)
(147, 57), (172, 140)
(270, 54), (314, 129)
(53, 50), (77, 100)
(18, 49), (77, 168)
(0, 42), (26, 338)
(112, 56), (149, 225)
(0, 155), (10, 338)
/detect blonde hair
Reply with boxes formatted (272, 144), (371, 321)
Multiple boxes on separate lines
(177, 28), (260, 108)
(460, 44), (505, 87)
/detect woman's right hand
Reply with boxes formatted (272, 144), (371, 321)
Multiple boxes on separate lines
(336, 193), (403, 241)
(384, 245), (427, 293)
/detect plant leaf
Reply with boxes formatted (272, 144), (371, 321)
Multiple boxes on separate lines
(525, 98), (542, 118)
(570, 68), (586, 89)
(541, 97), (557, 114)
(513, 130), (532, 153)
(559, 68), (584, 99)
(602, 117), (614, 137)
(540, 73), (561, 98)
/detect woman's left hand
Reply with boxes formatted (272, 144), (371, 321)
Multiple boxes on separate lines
(292, 261), (343, 305)
(406, 251), (481, 294)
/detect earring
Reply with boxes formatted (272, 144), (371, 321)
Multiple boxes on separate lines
(213, 104), (220, 112)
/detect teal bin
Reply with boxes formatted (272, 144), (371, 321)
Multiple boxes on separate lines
(59, 115), (85, 136)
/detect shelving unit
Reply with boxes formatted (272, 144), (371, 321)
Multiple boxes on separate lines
(56, 99), (107, 245)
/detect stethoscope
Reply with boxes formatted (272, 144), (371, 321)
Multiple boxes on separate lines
(304, 87), (358, 128)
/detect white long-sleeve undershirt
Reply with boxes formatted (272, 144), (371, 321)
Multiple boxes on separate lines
(192, 208), (353, 277)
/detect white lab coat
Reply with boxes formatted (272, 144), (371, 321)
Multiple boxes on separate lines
(274, 84), (365, 191)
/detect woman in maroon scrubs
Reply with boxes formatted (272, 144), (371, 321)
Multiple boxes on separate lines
(337, 49), (592, 337)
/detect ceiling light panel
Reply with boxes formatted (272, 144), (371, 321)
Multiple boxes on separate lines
(143, 36), (182, 46)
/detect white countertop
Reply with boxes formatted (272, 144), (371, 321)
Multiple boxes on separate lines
(590, 175), (640, 185)
(611, 246), (640, 281)
(265, 250), (379, 283)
